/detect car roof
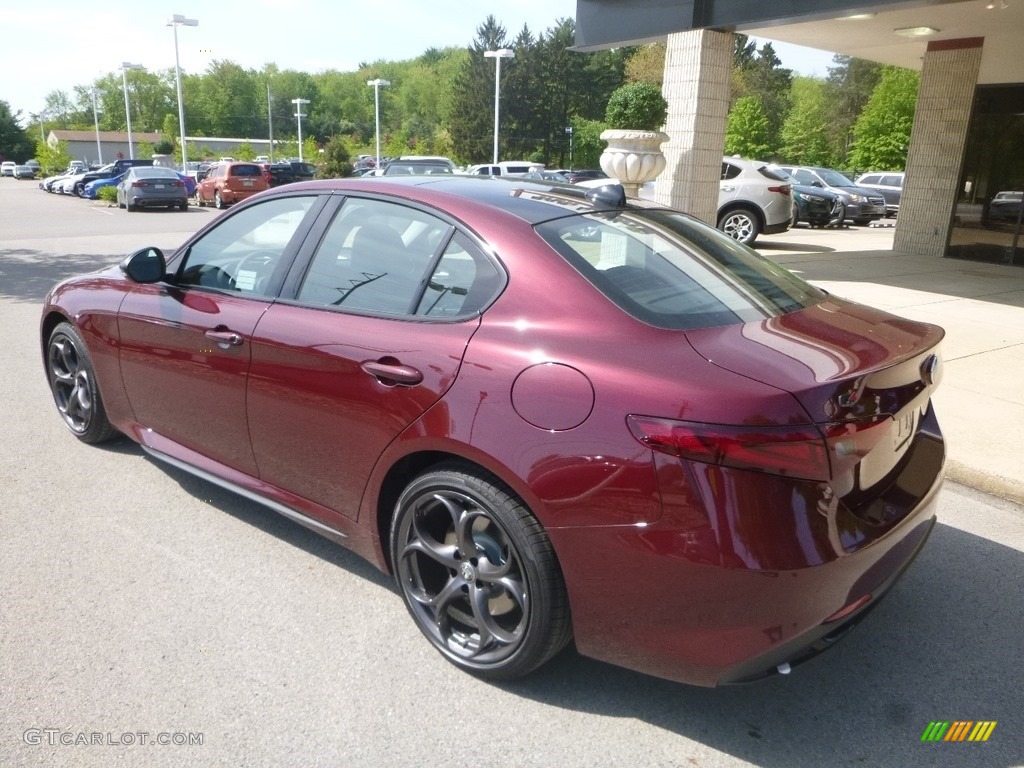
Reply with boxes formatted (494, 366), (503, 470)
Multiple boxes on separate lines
(281, 175), (666, 225)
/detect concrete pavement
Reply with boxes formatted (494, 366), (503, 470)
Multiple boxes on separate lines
(759, 224), (1024, 506)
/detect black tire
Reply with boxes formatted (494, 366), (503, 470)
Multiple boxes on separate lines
(391, 463), (572, 680)
(179, 200), (188, 211)
(853, 217), (872, 226)
(46, 322), (119, 444)
(126, 201), (136, 212)
(717, 206), (760, 246)
(214, 191), (225, 209)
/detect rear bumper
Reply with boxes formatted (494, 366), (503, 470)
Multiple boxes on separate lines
(548, 417), (945, 687)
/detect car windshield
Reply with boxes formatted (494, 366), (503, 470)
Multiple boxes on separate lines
(817, 168), (856, 186)
(536, 209), (824, 330)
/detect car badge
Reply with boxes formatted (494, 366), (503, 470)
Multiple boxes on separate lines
(921, 354), (940, 386)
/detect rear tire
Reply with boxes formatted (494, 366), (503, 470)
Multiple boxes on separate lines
(391, 463), (572, 680)
(718, 207), (760, 246)
(214, 191), (225, 209)
(46, 322), (119, 443)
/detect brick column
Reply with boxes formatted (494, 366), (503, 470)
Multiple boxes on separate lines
(655, 29), (733, 226)
(894, 38), (983, 258)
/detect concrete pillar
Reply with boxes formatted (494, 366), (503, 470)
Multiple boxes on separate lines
(894, 38), (983, 257)
(655, 28), (733, 226)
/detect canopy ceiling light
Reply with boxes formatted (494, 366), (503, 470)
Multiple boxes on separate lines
(894, 25), (940, 38)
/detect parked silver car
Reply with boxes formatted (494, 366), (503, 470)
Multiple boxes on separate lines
(718, 156), (795, 246)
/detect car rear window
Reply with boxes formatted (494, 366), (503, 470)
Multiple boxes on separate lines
(757, 164), (790, 182)
(536, 210), (823, 330)
(230, 164), (262, 177)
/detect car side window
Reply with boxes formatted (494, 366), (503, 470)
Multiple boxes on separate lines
(794, 169), (816, 184)
(175, 196), (316, 296)
(297, 198), (451, 315)
(721, 162), (741, 181)
(415, 232), (502, 318)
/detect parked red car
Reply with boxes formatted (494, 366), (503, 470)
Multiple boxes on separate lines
(40, 177), (945, 686)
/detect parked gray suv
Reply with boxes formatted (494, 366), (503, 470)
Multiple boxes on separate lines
(855, 171), (904, 217)
(779, 165), (886, 225)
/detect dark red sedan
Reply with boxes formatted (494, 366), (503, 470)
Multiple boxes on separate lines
(41, 177), (945, 686)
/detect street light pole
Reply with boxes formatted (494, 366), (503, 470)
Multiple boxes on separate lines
(366, 78), (390, 170)
(483, 48), (514, 164)
(267, 85), (274, 163)
(120, 62), (144, 159)
(92, 89), (103, 165)
(291, 98), (310, 162)
(167, 14), (198, 171)
(565, 126), (573, 171)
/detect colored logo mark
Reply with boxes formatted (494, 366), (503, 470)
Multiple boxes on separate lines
(921, 721), (997, 742)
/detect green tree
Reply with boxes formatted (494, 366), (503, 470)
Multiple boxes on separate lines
(35, 138), (72, 174)
(569, 117), (605, 169)
(730, 37), (792, 156)
(779, 77), (834, 166)
(321, 135), (352, 178)
(724, 96), (771, 158)
(0, 100), (35, 162)
(449, 15), (510, 163)
(824, 55), (883, 165)
(625, 43), (665, 85)
(848, 66), (919, 172)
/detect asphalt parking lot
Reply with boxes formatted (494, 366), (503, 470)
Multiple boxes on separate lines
(1, 179), (1022, 767)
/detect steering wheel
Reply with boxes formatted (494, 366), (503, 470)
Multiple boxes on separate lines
(233, 250), (279, 295)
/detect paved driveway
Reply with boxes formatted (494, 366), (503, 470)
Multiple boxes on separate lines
(2, 180), (1021, 767)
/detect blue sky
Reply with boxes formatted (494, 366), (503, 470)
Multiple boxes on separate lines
(1, 0), (835, 119)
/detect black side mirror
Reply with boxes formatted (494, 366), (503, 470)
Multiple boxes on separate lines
(120, 247), (166, 284)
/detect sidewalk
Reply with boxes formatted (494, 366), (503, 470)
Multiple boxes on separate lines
(758, 225), (1024, 507)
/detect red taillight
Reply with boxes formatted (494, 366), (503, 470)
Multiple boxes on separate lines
(767, 184), (792, 196)
(173, 180), (184, 187)
(627, 415), (830, 481)
(132, 181), (147, 188)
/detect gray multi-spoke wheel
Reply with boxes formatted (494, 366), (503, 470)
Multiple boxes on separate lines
(718, 206), (760, 246)
(391, 464), (571, 680)
(46, 322), (118, 443)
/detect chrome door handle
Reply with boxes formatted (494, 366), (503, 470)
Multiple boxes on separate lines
(361, 360), (424, 386)
(204, 329), (243, 347)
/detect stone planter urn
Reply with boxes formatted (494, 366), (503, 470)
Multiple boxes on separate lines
(599, 129), (669, 198)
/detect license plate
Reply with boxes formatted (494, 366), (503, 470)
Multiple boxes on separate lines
(243, 180), (254, 187)
(154, 183), (165, 189)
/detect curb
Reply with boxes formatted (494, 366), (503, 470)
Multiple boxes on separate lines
(945, 459), (1024, 508)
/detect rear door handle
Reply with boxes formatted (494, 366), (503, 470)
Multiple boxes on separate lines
(204, 329), (244, 347)
(361, 360), (423, 386)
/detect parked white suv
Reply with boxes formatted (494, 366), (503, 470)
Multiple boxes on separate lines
(718, 156), (794, 245)
(468, 161), (543, 177)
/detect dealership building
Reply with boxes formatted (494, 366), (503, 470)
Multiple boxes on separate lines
(574, 0), (1024, 265)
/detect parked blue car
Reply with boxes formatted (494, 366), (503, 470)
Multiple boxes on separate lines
(84, 170), (196, 199)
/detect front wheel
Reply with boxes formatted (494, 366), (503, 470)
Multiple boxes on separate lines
(391, 464), (572, 680)
(718, 207), (760, 246)
(46, 322), (118, 443)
